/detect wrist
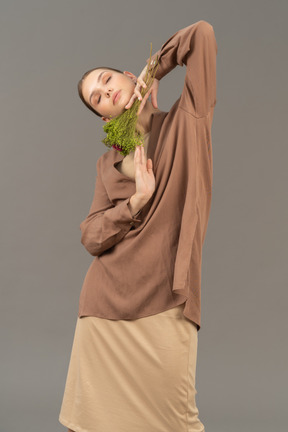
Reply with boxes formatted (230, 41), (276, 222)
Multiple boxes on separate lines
(128, 194), (148, 217)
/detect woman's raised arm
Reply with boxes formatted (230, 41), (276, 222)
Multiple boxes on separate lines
(145, 20), (217, 118)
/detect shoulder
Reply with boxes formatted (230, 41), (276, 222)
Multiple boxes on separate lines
(96, 149), (117, 173)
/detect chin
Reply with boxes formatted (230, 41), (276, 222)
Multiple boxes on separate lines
(116, 105), (127, 116)
(109, 109), (124, 120)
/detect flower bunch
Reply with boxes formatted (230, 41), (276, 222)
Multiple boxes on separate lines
(102, 44), (159, 157)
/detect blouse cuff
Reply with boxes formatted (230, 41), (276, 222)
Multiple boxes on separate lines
(118, 198), (143, 230)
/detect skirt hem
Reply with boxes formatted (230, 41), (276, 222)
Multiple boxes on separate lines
(59, 416), (87, 432)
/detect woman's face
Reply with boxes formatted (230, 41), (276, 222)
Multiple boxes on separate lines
(81, 68), (137, 121)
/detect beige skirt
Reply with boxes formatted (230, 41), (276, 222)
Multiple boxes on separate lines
(59, 303), (205, 432)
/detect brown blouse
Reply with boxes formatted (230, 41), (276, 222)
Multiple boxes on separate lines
(78, 20), (218, 331)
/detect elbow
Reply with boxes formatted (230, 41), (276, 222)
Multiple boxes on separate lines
(81, 239), (101, 257)
(194, 20), (215, 43)
(80, 227), (103, 257)
(197, 20), (214, 33)
(82, 240), (104, 257)
(79, 219), (118, 257)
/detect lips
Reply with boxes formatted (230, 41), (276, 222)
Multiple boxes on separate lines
(113, 90), (121, 105)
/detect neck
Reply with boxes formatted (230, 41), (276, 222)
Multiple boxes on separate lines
(136, 100), (162, 135)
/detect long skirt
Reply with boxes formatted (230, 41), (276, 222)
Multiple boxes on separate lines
(58, 302), (205, 432)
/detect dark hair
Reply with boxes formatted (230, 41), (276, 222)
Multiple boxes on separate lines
(78, 66), (123, 117)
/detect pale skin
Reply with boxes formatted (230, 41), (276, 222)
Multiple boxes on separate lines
(81, 65), (162, 217)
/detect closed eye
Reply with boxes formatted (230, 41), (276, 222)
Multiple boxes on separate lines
(97, 76), (111, 104)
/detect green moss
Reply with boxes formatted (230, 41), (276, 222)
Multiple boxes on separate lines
(102, 45), (159, 157)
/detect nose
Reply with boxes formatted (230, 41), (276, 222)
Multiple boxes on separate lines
(106, 88), (113, 98)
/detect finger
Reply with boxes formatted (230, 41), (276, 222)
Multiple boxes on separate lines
(135, 87), (143, 100)
(136, 145), (143, 165)
(134, 145), (140, 162)
(137, 78), (147, 88)
(135, 146), (143, 166)
(138, 92), (150, 115)
(127, 88), (142, 109)
(137, 93), (150, 115)
(130, 81), (142, 99)
(147, 158), (153, 173)
(125, 94), (137, 109)
(128, 94), (138, 108)
(125, 98), (133, 109)
(140, 145), (144, 165)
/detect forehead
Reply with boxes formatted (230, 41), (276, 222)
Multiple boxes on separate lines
(82, 68), (110, 102)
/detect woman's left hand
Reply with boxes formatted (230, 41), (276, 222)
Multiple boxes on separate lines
(125, 65), (159, 116)
(134, 145), (155, 200)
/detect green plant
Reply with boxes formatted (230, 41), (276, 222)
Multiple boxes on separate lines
(102, 44), (159, 156)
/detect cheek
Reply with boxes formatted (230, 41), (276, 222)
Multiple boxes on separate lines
(126, 83), (136, 99)
(120, 76), (135, 91)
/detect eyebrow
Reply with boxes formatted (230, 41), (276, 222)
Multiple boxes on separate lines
(89, 71), (105, 105)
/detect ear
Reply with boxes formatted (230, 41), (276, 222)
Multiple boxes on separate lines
(101, 116), (111, 122)
(123, 70), (137, 84)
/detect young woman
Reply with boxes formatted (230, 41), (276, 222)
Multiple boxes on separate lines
(59, 19), (217, 432)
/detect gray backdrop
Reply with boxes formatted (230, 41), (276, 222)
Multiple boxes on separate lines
(1, 1), (287, 431)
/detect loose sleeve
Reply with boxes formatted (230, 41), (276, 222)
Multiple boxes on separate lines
(147, 20), (217, 118)
(79, 157), (142, 257)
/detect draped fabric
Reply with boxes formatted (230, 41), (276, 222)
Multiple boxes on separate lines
(78, 20), (217, 331)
